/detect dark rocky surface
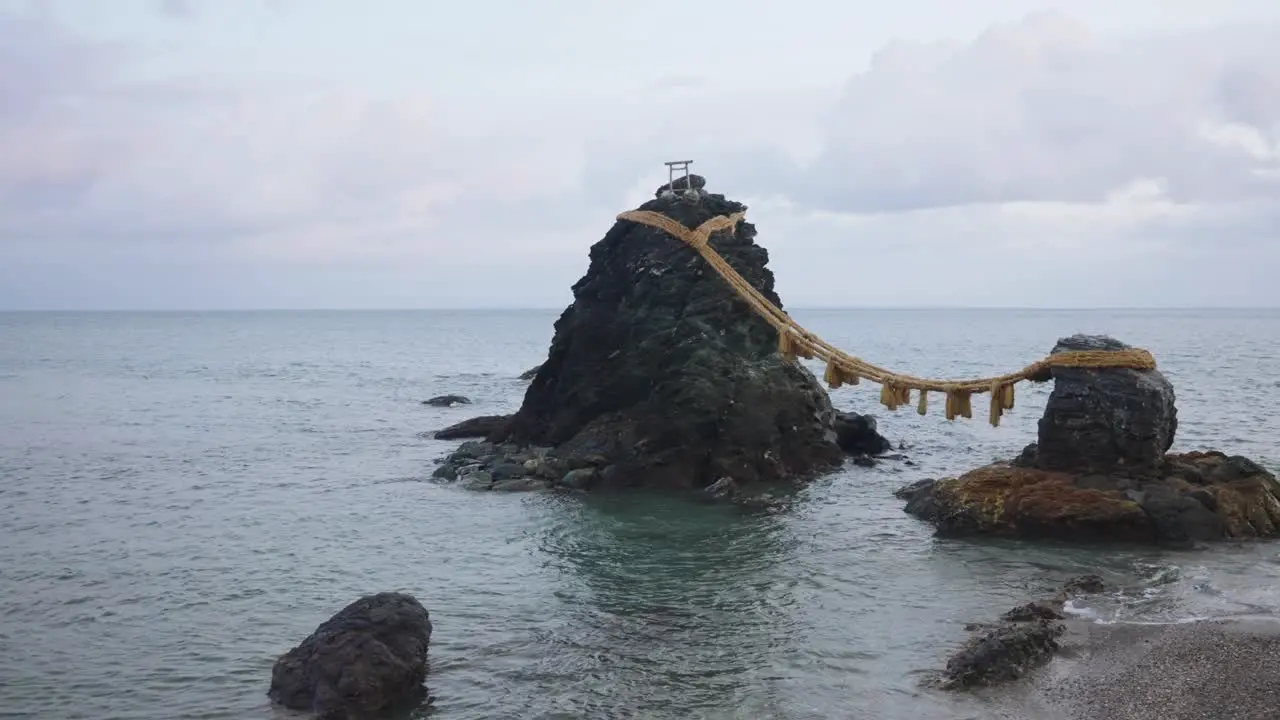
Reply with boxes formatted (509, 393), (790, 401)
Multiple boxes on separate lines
(432, 415), (510, 441)
(834, 411), (891, 456)
(900, 334), (1279, 546)
(940, 576), (1104, 689)
(1031, 334), (1176, 473)
(901, 452), (1280, 546)
(422, 394), (470, 407)
(268, 592), (433, 719)
(656, 172), (707, 196)
(518, 364), (542, 380)
(461, 179), (844, 491)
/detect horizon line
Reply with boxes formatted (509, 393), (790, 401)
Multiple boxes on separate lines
(3, 305), (1280, 313)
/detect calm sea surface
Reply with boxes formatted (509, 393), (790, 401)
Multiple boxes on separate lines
(2, 309), (1280, 720)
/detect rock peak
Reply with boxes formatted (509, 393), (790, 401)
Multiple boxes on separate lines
(655, 173), (708, 198)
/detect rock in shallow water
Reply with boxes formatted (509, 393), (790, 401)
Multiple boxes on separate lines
(268, 592), (432, 719)
(899, 333), (1276, 546)
(940, 575), (1104, 689)
(900, 452), (1280, 545)
(422, 394), (470, 407)
(483, 180), (844, 491)
(833, 411), (891, 456)
(1032, 334), (1176, 473)
(432, 415), (509, 440)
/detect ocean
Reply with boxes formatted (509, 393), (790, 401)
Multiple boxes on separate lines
(2, 308), (1279, 720)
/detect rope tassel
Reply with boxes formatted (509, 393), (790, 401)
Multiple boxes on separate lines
(824, 362), (843, 389)
(945, 389), (973, 421)
(917, 390), (928, 416)
(777, 329), (796, 362)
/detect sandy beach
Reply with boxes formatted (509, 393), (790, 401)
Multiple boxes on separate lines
(986, 618), (1280, 719)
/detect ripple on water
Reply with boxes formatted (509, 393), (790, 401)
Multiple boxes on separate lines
(1, 309), (1279, 720)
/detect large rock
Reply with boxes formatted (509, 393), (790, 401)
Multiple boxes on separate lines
(268, 593), (433, 719)
(902, 452), (1280, 546)
(486, 179), (844, 490)
(897, 333), (1264, 546)
(1031, 334), (1177, 473)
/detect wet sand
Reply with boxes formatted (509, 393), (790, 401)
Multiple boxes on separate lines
(985, 618), (1280, 719)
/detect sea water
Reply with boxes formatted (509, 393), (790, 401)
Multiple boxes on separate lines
(2, 309), (1279, 719)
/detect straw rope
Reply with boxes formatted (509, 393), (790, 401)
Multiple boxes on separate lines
(616, 209), (1158, 426)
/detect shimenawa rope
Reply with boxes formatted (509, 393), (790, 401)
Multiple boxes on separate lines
(616, 209), (1157, 427)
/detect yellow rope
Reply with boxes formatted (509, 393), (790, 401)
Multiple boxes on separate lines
(616, 209), (1158, 426)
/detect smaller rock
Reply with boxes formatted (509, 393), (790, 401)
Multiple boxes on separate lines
(560, 467), (599, 490)
(942, 620), (1064, 689)
(460, 471), (493, 491)
(705, 477), (739, 499)
(655, 173), (707, 196)
(491, 478), (548, 492)
(834, 411), (892, 456)
(433, 415), (509, 440)
(1002, 601), (1065, 622)
(519, 364), (542, 380)
(431, 464), (457, 481)
(852, 456), (877, 468)
(423, 394), (471, 407)
(1060, 574), (1106, 596)
(490, 463), (528, 482)
(894, 478), (936, 502)
(268, 592), (432, 719)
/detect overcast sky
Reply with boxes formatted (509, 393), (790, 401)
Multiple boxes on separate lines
(2, 0), (1278, 309)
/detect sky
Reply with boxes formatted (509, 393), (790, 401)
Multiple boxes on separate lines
(1, 0), (1279, 309)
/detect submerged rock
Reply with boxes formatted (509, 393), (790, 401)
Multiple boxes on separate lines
(422, 394), (471, 407)
(941, 576), (1104, 689)
(268, 593), (432, 719)
(944, 620), (1065, 688)
(478, 178), (844, 491)
(433, 415), (510, 440)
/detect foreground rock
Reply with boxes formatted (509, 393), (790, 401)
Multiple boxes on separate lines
(268, 593), (432, 719)
(433, 415), (510, 440)
(422, 394), (470, 407)
(444, 176), (844, 492)
(902, 334), (1280, 546)
(940, 576), (1103, 689)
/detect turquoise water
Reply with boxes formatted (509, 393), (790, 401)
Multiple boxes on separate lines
(2, 309), (1279, 719)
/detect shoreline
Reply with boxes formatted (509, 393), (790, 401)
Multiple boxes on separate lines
(980, 617), (1280, 719)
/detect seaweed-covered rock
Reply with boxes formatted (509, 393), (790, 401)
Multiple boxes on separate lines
(900, 452), (1280, 546)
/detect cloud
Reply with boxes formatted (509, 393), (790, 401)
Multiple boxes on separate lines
(0, 7), (1278, 309)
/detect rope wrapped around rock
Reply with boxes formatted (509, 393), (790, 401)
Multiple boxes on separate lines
(616, 209), (1158, 426)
